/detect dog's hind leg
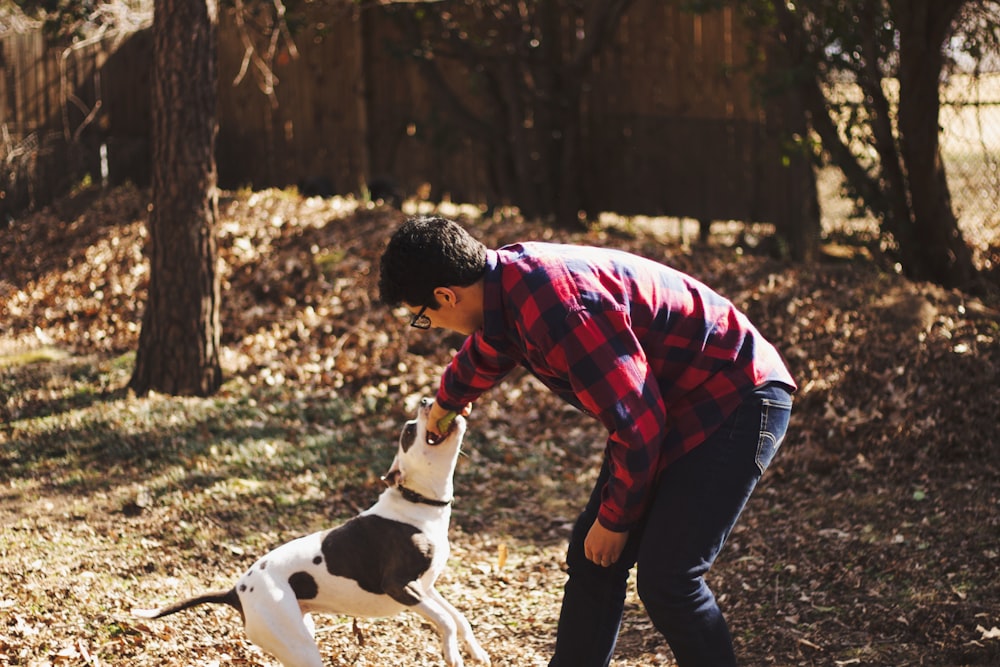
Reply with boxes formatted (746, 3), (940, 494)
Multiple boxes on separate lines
(243, 597), (323, 667)
(425, 587), (491, 665)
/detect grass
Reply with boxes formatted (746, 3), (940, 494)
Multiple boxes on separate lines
(3, 186), (999, 665)
(0, 348), (593, 664)
(0, 347), (68, 367)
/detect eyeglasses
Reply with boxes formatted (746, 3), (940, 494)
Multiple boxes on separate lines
(409, 305), (431, 329)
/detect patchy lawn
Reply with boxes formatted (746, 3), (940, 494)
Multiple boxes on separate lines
(1, 186), (998, 666)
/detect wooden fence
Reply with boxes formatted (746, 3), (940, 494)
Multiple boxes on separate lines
(1, 1), (811, 235)
(0, 24), (152, 216)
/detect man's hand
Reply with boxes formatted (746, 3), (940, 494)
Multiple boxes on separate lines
(426, 399), (471, 443)
(584, 520), (629, 567)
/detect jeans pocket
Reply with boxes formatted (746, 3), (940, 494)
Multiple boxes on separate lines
(755, 398), (792, 475)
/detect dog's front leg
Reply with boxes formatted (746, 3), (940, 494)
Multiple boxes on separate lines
(425, 587), (491, 665)
(412, 596), (467, 667)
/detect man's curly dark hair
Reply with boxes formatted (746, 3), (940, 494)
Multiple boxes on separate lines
(378, 216), (488, 308)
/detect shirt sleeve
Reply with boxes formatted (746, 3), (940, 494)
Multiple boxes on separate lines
(555, 306), (668, 532)
(436, 331), (520, 412)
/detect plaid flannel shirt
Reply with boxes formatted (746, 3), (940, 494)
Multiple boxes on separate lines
(437, 243), (796, 532)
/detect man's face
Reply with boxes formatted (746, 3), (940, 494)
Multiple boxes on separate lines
(404, 301), (477, 336)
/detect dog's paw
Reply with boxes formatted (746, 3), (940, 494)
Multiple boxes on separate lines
(466, 640), (491, 665)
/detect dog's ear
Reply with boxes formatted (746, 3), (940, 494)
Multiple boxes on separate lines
(381, 453), (403, 487)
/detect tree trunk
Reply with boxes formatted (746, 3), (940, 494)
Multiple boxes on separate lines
(761, 25), (821, 262)
(894, 0), (976, 288)
(130, 0), (221, 397)
(771, 1), (885, 224)
(857, 3), (915, 259)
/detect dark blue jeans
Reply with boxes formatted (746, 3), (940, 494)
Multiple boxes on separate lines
(549, 383), (792, 667)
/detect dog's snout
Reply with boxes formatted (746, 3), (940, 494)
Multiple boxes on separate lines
(421, 397), (434, 409)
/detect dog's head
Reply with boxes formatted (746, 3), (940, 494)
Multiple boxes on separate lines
(381, 397), (466, 504)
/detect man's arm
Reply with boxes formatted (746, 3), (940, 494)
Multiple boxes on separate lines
(429, 331), (519, 441)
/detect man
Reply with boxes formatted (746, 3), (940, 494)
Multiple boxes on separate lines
(378, 215), (795, 667)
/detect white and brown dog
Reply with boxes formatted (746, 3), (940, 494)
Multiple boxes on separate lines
(133, 397), (489, 667)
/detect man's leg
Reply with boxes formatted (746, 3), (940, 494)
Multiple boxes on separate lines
(637, 384), (792, 667)
(549, 458), (642, 667)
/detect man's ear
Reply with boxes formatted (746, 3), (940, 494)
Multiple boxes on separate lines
(433, 287), (458, 307)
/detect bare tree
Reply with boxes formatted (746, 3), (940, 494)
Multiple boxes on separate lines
(750, 0), (999, 288)
(130, 0), (222, 396)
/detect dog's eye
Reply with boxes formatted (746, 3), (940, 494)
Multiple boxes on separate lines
(400, 421), (417, 452)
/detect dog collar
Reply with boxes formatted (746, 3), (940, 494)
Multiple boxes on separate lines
(396, 485), (452, 507)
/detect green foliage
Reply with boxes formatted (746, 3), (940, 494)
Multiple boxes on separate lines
(950, 2), (1000, 66)
(15, 0), (124, 42)
(718, 0), (998, 286)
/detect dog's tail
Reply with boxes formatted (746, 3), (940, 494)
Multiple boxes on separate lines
(132, 588), (242, 619)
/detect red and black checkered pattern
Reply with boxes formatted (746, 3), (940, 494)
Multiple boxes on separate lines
(437, 243), (796, 532)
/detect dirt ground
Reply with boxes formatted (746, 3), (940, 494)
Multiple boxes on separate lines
(1, 186), (999, 666)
